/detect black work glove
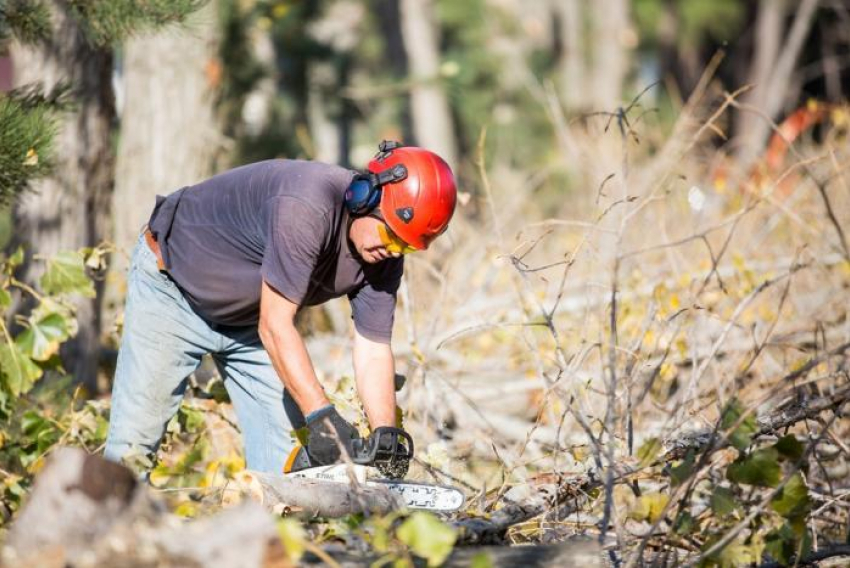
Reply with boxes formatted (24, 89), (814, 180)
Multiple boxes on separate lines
(305, 406), (360, 466)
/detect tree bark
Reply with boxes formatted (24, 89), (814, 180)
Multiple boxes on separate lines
(589, 0), (631, 111)
(10, 1), (114, 394)
(736, 0), (821, 164)
(307, 60), (341, 164)
(553, 0), (586, 110)
(398, 0), (457, 166)
(4, 449), (287, 568)
(374, 0), (414, 141)
(111, 4), (221, 279)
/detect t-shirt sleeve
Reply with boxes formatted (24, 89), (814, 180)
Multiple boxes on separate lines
(348, 258), (404, 344)
(261, 196), (329, 304)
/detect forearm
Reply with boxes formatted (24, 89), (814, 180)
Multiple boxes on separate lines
(260, 322), (329, 415)
(353, 335), (397, 429)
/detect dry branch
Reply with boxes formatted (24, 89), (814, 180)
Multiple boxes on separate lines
(455, 376), (850, 545)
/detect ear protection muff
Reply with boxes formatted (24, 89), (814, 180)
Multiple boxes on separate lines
(344, 174), (383, 216)
(344, 141), (409, 216)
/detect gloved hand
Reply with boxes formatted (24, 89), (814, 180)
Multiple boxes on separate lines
(305, 405), (360, 466)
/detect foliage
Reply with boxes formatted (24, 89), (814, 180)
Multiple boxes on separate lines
(0, 246), (109, 524)
(620, 398), (817, 567)
(0, 0), (51, 44)
(66, 0), (209, 46)
(633, 0), (746, 49)
(0, 86), (68, 205)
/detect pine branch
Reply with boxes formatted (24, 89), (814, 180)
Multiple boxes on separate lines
(0, 84), (68, 204)
(0, 0), (51, 44)
(66, 0), (209, 46)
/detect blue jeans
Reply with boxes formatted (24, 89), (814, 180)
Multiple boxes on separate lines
(104, 235), (304, 473)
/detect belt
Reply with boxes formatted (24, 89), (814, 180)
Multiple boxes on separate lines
(144, 228), (166, 271)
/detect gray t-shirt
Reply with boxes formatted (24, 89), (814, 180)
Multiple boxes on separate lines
(148, 159), (404, 343)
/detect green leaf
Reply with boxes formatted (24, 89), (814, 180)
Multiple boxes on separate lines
(721, 398), (757, 451)
(727, 448), (781, 487)
(397, 512), (457, 567)
(765, 522), (811, 566)
(0, 288), (11, 308)
(6, 247), (24, 272)
(670, 450), (695, 486)
(469, 552), (494, 568)
(21, 409), (48, 436)
(0, 341), (42, 396)
(674, 511), (696, 535)
(774, 435), (804, 462)
(637, 437), (662, 467)
(40, 250), (94, 297)
(16, 311), (70, 361)
(179, 405), (205, 434)
(710, 486), (739, 516)
(771, 473), (811, 520)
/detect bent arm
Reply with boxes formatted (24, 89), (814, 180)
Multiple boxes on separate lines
(259, 280), (329, 415)
(353, 330), (397, 429)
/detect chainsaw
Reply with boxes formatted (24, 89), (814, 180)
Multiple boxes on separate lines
(284, 427), (465, 513)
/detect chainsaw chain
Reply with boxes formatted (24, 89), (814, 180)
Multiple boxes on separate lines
(377, 457), (409, 480)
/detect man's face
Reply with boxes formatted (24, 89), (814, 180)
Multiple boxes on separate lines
(349, 216), (402, 264)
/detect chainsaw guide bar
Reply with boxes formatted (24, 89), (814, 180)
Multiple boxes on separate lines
(286, 464), (465, 512)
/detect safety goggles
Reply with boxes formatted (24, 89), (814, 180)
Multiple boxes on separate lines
(377, 223), (418, 255)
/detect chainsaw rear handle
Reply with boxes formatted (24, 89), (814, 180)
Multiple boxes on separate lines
(351, 427), (414, 465)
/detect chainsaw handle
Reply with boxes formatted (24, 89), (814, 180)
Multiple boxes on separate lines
(351, 427), (414, 465)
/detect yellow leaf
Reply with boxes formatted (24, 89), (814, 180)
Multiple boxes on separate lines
(629, 493), (670, 523)
(277, 518), (306, 562)
(271, 3), (289, 18)
(669, 293), (681, 311)
(23, 148), (38, 166)
(27, 456), (45, 475)
(149, 465), (171, 488)
(175, 501), (197, 518)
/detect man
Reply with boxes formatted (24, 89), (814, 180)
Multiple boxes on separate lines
(104, 141), (457, 474)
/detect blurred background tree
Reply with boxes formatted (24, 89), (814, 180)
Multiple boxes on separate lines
(3, 0), (207, 393)
(1, 0), (848, 392)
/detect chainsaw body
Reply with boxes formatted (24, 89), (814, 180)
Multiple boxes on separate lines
(284, 426), (414, 479)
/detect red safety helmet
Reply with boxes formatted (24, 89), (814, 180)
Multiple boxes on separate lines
(368, 143), (457, 250)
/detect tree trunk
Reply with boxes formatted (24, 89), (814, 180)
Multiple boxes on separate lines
(307, 60), (341, 164)
(10, 1), (114, 394)
(553, 0), (586, 110)
(111, 3), (221, 281)
(589, 0), (631, 111)
(736, 0), (820, 164)
(374, 0), (415, 142)
(398, 0), (457, 166)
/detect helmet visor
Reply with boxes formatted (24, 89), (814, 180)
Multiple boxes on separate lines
(377, 223), (418, 255)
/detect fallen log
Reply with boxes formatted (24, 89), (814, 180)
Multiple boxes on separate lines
(2, 448), (403, 567)
(226, 470), (403, 517)
(2, 448), (288, 568)
(300, 539), (605, 567)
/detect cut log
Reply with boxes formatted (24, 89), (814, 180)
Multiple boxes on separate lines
(228, 470), (403, 517)
(1, 448), (401, 567)
(4, 447), (161, 561)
